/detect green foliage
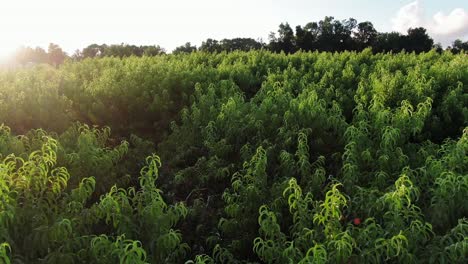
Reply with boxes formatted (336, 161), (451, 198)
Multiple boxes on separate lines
(0, 50), (466, 263)
(0, 124), (187, 263)
(0, 243), (10, 264)
(90, 235), (148, 264)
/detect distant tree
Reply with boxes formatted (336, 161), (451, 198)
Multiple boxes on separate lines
(23, 17), (445, 60)
(295, 25), (314, 51)
(102, 44), (137, 57)
(265, 17), (437, 54)
(354, 21), (378, 50)
(268, 32), (280, 52)
(13, 46), (48, 64)
(142, 45), (165, 56)
(72, 49), (83, 60)
(220, 38), (263, 51)
(278, 23), (296, 53)
(78, 44), (164, 59)
(334, 18), (357, 51)
(373, 32), (404, 53)
(404, 27), (434, 53)
(269, 23), (296, 53)
(190, 38), (262, 53)
(173, 42), (197, 54)
(47, 43), (67, 66)
(433, 43), (443, 53)
(81, 44), (106, 58)
(199, 38), (222, 52)
(450, 39), (468, 53)
(35, 47), (49, 63)
(301, 22), (320, 51)
(316, 16), (336, 51)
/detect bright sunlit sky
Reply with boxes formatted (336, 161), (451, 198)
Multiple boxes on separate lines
(0, 0), (467, 57)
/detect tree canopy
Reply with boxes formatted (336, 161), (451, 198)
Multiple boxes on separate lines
(7, 16), (467, 66)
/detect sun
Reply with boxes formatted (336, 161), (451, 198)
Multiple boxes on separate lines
(0, 41), (18, 63)
(0, 2), (27, 63)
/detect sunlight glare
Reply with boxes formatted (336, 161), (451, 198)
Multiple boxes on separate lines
(0, 43), (18, 63)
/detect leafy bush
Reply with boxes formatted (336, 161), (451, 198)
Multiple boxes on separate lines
(0, 50), (467, 263)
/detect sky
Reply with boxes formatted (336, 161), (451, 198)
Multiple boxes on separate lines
(0, 0), (467, 57)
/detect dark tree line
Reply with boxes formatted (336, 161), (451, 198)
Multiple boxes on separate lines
(174, 17), (467, 55)
(10, 16), (468, 66)
(197, 38), (264, 52)
(72, 44), (165, 59)
(172, 42), (197, 54)
(449, 39), (468, 54)
(265, 17), (436, 54)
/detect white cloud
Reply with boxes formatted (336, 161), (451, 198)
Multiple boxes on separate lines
(392, 0), (468, 46)
(392, 1), (425, 33)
